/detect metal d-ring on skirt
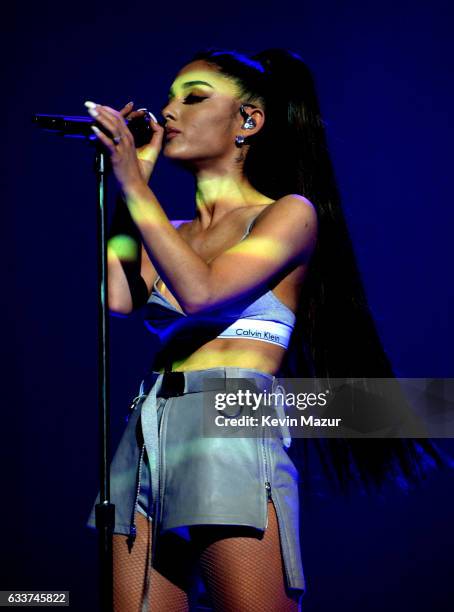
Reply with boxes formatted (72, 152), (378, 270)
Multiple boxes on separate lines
(86, 366), (306, 600)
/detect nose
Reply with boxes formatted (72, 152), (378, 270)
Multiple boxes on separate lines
(161, 99), (177, 123)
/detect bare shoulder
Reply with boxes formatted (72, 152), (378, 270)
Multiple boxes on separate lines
(251, 194), (318, 247)
(260, 193), (317, 224)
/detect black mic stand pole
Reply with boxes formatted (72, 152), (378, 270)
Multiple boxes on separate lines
(33, 112), (155, 610)
(33, 109), (153, 612)
(93, 145), (114, 612)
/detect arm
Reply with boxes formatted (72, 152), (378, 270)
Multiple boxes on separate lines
(100, 102), (165, 315)
(107, 192), (158, 315)
(124, 185), (318, 315)
(107, 193), (190, 314)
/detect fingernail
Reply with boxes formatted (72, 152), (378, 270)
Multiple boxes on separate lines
(91, 125), (101, 134)
(88, 108), (99, 118)
(137, 108), (158, 123)
(127, 101), (134, 106)
(84, 100), (97, 109)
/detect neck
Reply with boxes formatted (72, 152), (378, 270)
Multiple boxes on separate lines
(194, 167), (273, 229)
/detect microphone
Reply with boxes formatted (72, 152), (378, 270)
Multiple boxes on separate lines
(33, 110), (163, 148)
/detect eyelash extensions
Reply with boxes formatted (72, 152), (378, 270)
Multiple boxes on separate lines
(161, 94), (207, 114)
(183, 94), (208, 104)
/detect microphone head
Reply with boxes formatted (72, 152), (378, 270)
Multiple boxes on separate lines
(126, 112), (153, 148)
(127, 109), (166, 147)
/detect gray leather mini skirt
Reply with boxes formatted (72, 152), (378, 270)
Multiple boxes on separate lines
(86, 366), (306, 598)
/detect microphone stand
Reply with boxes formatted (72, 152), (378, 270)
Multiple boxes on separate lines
(34, 113), (154, 610)
(93, 146), (115, 612)
(36, 133), (115, 610)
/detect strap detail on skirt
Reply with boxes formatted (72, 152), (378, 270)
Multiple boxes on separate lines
(139, 372), (164, 612)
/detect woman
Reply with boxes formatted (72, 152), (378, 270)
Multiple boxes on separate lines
(86, 48), (449, 611)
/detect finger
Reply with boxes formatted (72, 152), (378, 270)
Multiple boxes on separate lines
(101, 106), (133, 141)
(89, 106), (125, 141)
(91, 125), (116, 154)
(150, 112), (164, 132)
(103, 105), (126, 120)
(86, 103), (122, 128)
(148, 111), (158, 124)
(124, 109), (148, 120)
(119, 101), (134, 117)
(150, 116), (165, 139)
(85, 103), (117, 131)
(136, 109), (161, 129)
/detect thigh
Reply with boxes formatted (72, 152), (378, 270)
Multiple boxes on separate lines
(189, 500), (300, 612)
(112, 512), (198, 612)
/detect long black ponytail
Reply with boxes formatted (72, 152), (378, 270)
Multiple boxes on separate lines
(188, 47), (452, 494)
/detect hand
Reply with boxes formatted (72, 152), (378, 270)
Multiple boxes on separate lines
(85, 100), (165, 189)
(120, 102), (164, 182)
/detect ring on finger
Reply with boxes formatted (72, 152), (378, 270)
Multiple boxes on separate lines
(113, 134), (122, 144)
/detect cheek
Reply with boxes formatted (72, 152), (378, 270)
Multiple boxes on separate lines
(189, 112), (233, 140)
(165, 113), (233, 155)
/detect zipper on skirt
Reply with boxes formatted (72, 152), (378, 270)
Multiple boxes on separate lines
(262, 433), (272, 529)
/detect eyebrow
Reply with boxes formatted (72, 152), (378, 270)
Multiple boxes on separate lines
(168, 80), (214, 98)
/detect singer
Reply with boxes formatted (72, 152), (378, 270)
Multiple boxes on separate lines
(86, 48), (449, 611)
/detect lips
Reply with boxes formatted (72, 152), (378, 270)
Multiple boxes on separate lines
(165, 130), (180, 140)
(165, 126), (181, 139)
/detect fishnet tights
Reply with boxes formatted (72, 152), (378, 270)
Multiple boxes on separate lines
(113, 500), (300, 611)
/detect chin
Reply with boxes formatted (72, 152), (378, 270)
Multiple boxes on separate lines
(163, 151), (197, 173)
(162, 143), (185, 158)
(162, 149), (187, 164)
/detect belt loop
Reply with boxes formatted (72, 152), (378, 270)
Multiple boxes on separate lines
(161, 371), (186, 397)
(225, 367), (240, 394)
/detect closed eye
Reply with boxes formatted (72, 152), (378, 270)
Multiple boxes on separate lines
(161, 93), (208, 114)
(183, 94), (208, 104)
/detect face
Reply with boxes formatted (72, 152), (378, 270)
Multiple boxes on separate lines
(160, 60), (246, 166)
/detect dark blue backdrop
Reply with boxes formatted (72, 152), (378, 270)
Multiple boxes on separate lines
(3, 1), (454, 610)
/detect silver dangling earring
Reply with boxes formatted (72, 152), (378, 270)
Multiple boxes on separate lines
(235, 135), (245, 146)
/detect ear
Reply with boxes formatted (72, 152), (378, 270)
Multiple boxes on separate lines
(238, 104), (265, 138)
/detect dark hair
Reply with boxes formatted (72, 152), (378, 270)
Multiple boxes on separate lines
(186, 48), (452, 495)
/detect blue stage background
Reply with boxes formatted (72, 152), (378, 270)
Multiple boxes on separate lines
(3, 1), (454, 610)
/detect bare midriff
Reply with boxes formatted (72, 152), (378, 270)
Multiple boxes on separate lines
(156, 336), (287, 375)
